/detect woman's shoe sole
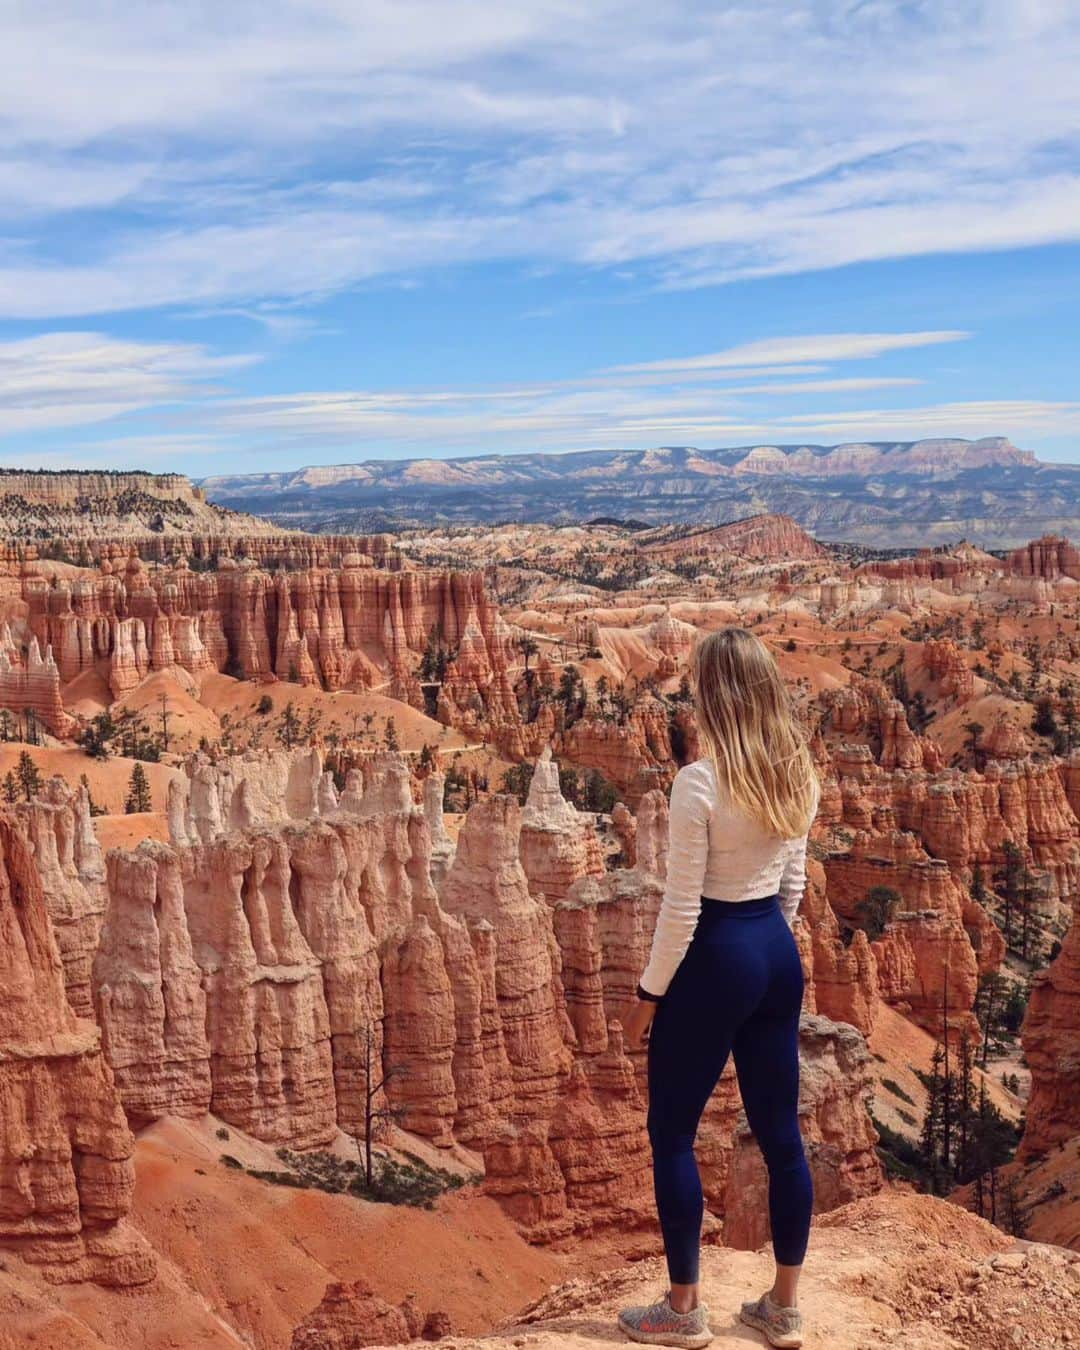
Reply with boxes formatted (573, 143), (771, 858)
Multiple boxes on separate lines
(617, 1314), (714, 1348)
(739, 1306), (803, 1348)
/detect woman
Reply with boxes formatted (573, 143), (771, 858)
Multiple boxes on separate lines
(618, 627), (819, 1350)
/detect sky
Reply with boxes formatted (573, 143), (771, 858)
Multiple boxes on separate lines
(1, 0), (1079, 477)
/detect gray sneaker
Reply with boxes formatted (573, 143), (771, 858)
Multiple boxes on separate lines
(618, 1293), (713, 1347)
(739, 1291), (803, 1348)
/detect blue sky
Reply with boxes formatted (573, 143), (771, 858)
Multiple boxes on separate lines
(1, 0), (1079, 476)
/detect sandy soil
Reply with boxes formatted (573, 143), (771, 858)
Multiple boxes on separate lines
(928, 693), (1034, 764)
(199, 671), (472, 754)
(94, 811), (171, 850)
(113, 668), (220, 752)
(434, 1191), (1079, 1350)
(0, 743), (181, 815)
(0, 1114), (570, 1349)
(1008, 1137), (1080, 1251)
(868, 1004), (1022, 1142)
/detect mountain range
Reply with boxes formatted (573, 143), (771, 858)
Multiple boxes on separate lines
(200, 436), (1080, 548)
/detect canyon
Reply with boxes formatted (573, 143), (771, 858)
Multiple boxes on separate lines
(0, 498), (1077, 1346)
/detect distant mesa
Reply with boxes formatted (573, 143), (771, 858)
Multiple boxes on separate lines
(0, 468), (273, 544)
(198, 437), (1075, 549)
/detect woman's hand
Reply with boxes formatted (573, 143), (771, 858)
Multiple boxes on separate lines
(623, 998), (657, 1049)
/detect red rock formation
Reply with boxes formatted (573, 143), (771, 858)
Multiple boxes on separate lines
(291, 1279), (429, 1348)
(171, 745), (329, 845)
(643, 513), (827, 562)
(980, 714), (1031, 762)
(19, 777), (106, 1018)
(922, 638), (975, 702)
(557, 693), (675, 806)
(722, 1015), (882, 1250)
(547, 1059), (652, 1228)
(552, 894), (610, 1054)
(22, 552), (513, 726)
(519, 747), (605, 905)
(611, 800), (637, 866)
(1062, 750), (1080, 821)
(93, 842), (211, 1123)
(1020, 896), (1080, 1157)
(382, 912), (458, 1145)
(648, 607), (697, 675)
(1007, 534), (1080, 581)
(856, 548), (988, 583)
(0, 628), (74, 736)
(0, 812), (152, 1286)
(799, 860), (879, 1036)
(86, 750), (885, 1248)
(181, 831), (338, 1147)
(482, 1121), (571, 1238)
(441, 796), (574, 1118)
(824, 829), (985, 1038)
(278, 817), (385, 1141)
(423, 770), (455, 890)
(891, 759), (1080, 912)
(879, 698), (925, 770)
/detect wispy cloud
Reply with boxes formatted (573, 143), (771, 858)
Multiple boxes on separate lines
(0, 3), (1076, 315)
(6, 323), (1077, 460)
(0, 332), (258, 433)
(607, 332), (969, 374)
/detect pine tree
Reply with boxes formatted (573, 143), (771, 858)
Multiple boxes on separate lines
(516, 634), (539, 679)
(1003, 1176), (1027, 1238)
(955, 1034), (976, 1182)
(276, 701), (301, 749)
(963, 720), (984, 769)
(920, 1041), (947, 1194)
(1019, 866), (1034, 961)
(976, 972), (1007, 1070)
(1000, 841), (1025, 947)
(940, 966), (952, 1175)
(124, 762), (152, 814)
(2, 770), (17, 804)
(16, 750), (42, 802)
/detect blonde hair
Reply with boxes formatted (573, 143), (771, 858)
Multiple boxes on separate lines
(691, 626), (817, 839)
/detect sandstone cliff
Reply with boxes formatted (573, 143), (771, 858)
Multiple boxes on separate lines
(10, 552), (514, 739)
(19, 777), (107, 1018)
(0, 469), (284, 544)
(1021, 896), (1080, 1157)
(0, 810), (152, 1286)
(87, 747), (882, 1247)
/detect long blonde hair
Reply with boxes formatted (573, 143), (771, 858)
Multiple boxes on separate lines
(691, 626), (817, 838)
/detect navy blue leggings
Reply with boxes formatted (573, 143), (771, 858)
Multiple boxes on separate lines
(646, 894), (813, 1285)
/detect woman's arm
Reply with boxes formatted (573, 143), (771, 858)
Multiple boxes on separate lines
(778, 776), (819, 926)
(778, 833), (810, 927)
(637, 763), (712, 1000)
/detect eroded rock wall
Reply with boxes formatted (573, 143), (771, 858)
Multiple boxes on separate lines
(0, 812), (152, 1287)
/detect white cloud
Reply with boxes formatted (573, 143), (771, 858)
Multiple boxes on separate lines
(608, 332), (968, 374)
(0, 3), (1076, 314)
(0, 332), (258, 432)
(2, 324), (1076, 458)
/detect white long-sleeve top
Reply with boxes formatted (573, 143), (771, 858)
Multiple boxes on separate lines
(638, 758), (818, 999)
